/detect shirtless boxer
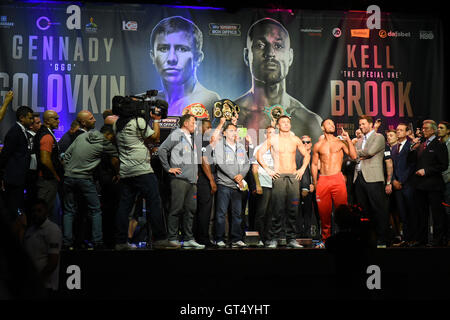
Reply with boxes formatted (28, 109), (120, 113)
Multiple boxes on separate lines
(311, 119), (357, 247)
(256, 115), (310, 248)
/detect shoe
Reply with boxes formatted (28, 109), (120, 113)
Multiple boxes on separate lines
(62, 244), (74, 251)
(279, 238), (287, 246)
(266, 240), (277, 249)
(287, 239), (303, 248)
(256, 240), (264, 248)
(314, 241), (325, 249)
(391, 240), (407, 247)
(231, 240), (248, 248)
(376, 243), (387, 249)
(216, 241), (227, 248)
(182, 240), (205, 249)
(152, 239), (180, 249)
(115, 243), (137, 251)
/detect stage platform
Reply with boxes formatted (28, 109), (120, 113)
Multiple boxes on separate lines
(56, 246), (450, 301)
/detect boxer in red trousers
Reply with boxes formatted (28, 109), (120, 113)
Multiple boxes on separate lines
(311, 119), (357, 247)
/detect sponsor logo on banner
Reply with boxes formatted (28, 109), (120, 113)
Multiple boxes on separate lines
(209, 23), (241, 36)
(36, 16), (61, 31)
(419, 31), (434, 39)
(159, 117), (180, 129)
(332, 27), (342, 38)
(0, 16), (14, 28)
(351, 29), (370, 38)
(122, 21), (138, 31)
(85, 17), (98, 33)
(379, 30), (411, 38)
(300, 28), (323, 37)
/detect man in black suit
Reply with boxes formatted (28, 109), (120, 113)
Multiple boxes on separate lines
(408, 120), (449, 246)
(391, 123), (416, 246)
(0, 106), (34, 224)
(296, 135), (319, 239)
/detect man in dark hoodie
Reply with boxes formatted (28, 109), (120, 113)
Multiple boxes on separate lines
(62, 125), (119, 250)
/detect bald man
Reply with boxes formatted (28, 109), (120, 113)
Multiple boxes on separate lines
(76, 110), (96, 132)
(33, 110), (64, 223)
(235, 18), (322, 144)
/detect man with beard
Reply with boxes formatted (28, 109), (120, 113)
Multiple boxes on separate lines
(311, 119), (357, 248)
(235, 18), (322, 144)
(150, 16), (220, 116)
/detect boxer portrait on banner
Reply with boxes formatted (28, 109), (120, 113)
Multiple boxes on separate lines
(150, 16), (220, 116)
(235, 18), (322, 143)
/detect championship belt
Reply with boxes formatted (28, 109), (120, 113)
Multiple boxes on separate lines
(213, 99), (240, 120)
(182, 103), (210, 119)
(263, 104), (290, 122)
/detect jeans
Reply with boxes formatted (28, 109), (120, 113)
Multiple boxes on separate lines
(115, 173), (167, 244)
(63, 177), (103, 245)
(215, 184), (243, 243)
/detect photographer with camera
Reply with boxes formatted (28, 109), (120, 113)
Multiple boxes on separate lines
(112, 93), (174, 250)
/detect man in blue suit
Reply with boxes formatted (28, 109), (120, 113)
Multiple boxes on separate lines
(0, 106), (34, 224)
(391, 123), (416, 246)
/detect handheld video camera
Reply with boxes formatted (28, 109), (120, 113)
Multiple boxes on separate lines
(112, 90), (168, 121)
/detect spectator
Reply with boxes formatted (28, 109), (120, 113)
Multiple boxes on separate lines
(194, 119), (217, 247)
(62, 125), (119, 250)
(0, 106), (34, 227)
(391, 123), (416, 247)
(437, 121), (450, 244)
(58, 120), (80, 154)
(33, 110), (63, 223)
(23, 198), (62, 297)
(408, 120), (449, 247)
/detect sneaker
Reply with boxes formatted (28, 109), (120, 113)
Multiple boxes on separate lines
(315, 241), (325, 249)
(62, 244), (74, 251)
(256, 240), (264, 248)
(182, 240), (205, 249)
(287, 239), (303, 248)
(279, 238), (287, 246)
(115, 243), (137, 251)
(231, 240), (248, 248)
(152, 239), (180, 249)
(266, 240), (278, 249)
(216, 241), (227, 248)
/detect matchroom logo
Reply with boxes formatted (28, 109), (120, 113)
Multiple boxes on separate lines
(351, 29), (370, 38)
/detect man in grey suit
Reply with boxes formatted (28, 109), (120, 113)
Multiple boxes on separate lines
(353, 115), (389, 247)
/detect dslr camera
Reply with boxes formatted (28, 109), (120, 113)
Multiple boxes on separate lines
(112, 90), (168, 121)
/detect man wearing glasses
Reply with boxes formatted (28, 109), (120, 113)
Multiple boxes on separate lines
(408, 120), (449, 247)
(33, 110), (63, 224)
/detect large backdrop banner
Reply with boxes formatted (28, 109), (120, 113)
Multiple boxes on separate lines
(0, 2), (444, 143)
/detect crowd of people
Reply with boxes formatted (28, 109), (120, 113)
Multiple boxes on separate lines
(1, 90), (449, 292)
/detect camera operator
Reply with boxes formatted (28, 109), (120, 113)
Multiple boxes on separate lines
(112, 96), (172, 250)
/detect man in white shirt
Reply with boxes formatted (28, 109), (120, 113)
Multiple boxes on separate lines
(23, 199), (62, 295)
(251, 126), (275, 246)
